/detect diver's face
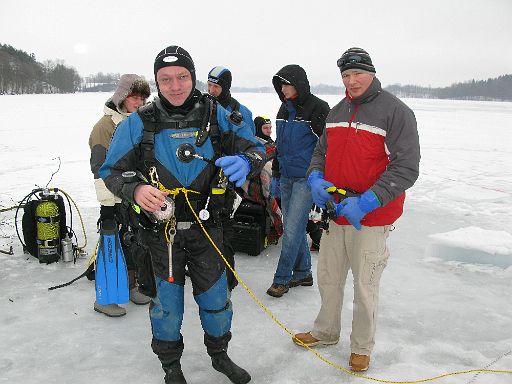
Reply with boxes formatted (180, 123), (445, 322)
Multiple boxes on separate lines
(156, 66), (193, 106)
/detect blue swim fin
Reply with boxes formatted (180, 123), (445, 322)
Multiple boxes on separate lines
(95, 219), (129, 305)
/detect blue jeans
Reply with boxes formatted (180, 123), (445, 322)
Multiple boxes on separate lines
(273, 176), (312, 285)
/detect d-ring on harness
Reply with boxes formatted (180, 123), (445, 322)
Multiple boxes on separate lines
(148, 166), (200, 283)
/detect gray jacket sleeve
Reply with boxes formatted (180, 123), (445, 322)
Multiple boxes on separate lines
(307, 129), (328, 176)
(371, 101), (421, 205)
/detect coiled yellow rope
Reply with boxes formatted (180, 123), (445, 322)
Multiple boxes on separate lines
(179, 191), (512, 383)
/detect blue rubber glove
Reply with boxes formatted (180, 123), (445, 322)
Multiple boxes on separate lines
(270, 177), (280, 199)
(307, 171), (334, 209)
(335, 190), (381, 230)
(215, 155), (250, 188)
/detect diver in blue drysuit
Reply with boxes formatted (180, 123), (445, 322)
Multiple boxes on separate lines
(99, 45), (265, 384)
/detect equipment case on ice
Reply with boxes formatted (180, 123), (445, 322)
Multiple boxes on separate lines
(231, 200), (269, 256)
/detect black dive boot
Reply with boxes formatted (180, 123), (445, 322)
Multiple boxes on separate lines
(205, 332), (251, 384)
(164, 362), (186, 384)
(152, 337), (187, 384)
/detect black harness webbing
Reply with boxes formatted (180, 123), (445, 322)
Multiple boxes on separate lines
(137, 96), (222, 177)
(228, 98), (240, 113)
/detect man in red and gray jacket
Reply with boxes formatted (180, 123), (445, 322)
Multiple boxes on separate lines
(293, 47), (420, 372)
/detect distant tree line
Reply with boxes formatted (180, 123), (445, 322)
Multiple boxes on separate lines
(232, 86), (274, 93)
(82, 72), (121, 92)
(82, 75), (205, 94)
(2, 43), (512, 101)
(0, 44), (81, 94)
(385, 75), (512, 101)
(232, 84), (343, 95)
(311, 84), (344, 95)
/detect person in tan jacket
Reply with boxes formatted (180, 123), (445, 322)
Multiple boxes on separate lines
(89, 74), (151, 317)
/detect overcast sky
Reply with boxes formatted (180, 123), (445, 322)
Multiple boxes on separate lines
(2, 0), (511, 88)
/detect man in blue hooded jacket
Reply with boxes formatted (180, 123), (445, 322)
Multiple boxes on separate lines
(266, 64), (329, 298)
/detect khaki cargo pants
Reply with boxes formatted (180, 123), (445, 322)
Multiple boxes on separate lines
(311, 224), (390, 355)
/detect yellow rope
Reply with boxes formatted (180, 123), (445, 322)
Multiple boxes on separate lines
(55, 188), (88, 251)
(156, 183), (201, 199)
(156, 185), (201, 244)
(179, 191), (512, 383)
(89, 238), (100, 268)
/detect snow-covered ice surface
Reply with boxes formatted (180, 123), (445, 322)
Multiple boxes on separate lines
(1, 93), (511, 384)
(428, 227), (512, 268)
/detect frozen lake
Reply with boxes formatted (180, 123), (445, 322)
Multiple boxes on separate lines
(1, 92), (511, 383)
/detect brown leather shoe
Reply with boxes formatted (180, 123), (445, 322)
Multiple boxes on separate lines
(266, 283), (289, 297)
(349, 353), (370, 372)
(289, 274), (313, 288)
(292, 332), (339, 347)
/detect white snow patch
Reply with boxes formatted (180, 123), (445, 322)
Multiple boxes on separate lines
(427, 226), (512, 267)
(440, 185), (509, 201)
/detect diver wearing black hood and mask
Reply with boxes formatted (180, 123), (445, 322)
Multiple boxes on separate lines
(207, 66), (256, 134)
(99, 45), (265, 384)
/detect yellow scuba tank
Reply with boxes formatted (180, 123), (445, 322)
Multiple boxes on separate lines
(35, 189), (61, 263)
